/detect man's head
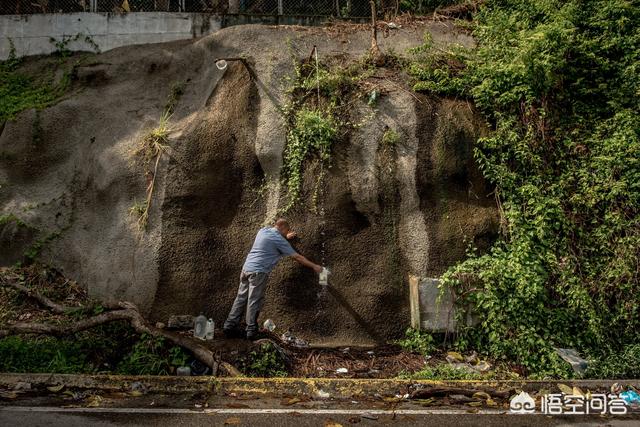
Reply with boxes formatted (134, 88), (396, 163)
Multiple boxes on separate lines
(274, 218), (290, 237)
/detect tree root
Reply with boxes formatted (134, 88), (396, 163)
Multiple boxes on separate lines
(0, 277), (241, 377)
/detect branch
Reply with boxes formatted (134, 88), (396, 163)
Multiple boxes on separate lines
(0, 281), (241, 377)
(369, 1), (381, 57)
(0, 309), (136, 338)
(2, 280), (75, 314)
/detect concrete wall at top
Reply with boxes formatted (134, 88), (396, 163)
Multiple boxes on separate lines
(0, 13), (223, 59)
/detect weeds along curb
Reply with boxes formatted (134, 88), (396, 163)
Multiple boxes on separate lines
(1, 374), (638, 398)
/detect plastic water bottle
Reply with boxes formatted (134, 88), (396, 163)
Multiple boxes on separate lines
(193, 314), (207, 340)
(205, 319), (215, 340)
(319, 267), (330, 286)
(263, 319), (276, 332)
(176, 366), (191, 376)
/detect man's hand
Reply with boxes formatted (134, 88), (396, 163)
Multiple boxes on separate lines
(292, 253), (323, 274)
(286, 231), (297, 240)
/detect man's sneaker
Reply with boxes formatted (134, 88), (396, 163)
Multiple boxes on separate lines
(246, 332), (259, 341)
(223, 328), (245, 339)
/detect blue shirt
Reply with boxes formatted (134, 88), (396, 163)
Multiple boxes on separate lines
(242, 227), (297, 273)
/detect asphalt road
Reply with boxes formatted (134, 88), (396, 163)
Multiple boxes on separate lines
(2, 406), (639, 426)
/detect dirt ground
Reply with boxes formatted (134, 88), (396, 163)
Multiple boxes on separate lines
(0, 22), (497, 345)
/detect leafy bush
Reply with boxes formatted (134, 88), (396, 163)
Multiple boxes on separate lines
(410, 0), (640, 376)
(116, 333), (189, 375)
(397, 328), (435, 355)
(0, 323), (131, 374)
(586, 345), (640, 379)
(239, 343), (288, 377)
(0, 336), (90, 373)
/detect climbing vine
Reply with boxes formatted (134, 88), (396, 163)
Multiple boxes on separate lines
(0, 41), (71, 121)
(410, 0), (640, 376)
(280, 53), (376, 211)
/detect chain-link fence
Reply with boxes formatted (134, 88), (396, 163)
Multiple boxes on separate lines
(1, 0), (393, 17)
(0, 1), (223, 14)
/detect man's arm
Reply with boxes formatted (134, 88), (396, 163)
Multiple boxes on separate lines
(292, 253), (322, 273)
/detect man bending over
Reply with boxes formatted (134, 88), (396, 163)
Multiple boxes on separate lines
(223, 218), (323, 340)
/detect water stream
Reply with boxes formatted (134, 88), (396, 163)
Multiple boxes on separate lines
(314, 163), (329, 321)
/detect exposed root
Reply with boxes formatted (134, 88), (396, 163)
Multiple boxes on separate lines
(0, 275), (240, 377)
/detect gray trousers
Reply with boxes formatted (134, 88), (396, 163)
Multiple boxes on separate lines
(223, 271), (269, 334)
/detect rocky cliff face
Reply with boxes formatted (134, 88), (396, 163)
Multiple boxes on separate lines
(0, 23), (498, 345)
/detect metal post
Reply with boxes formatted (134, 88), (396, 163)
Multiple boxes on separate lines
(277, 0), (283, 15)
(90, 0), (97, 12)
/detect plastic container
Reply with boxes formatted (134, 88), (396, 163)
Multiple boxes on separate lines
(193, 314), (207, 340)
(205, 319), (215, 340)
(263, 318), (276, 332)
(176, 366), (191, 376)
(319, 267), (330, 286)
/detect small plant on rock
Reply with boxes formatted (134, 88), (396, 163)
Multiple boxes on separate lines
(381, 127), (400, 147)
(282, 107), (338, 211)
(134, 111), (171, 230)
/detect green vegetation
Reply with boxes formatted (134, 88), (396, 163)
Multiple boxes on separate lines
(134, 111), (171, 230)
(239, 342), (288, 377)
(0, 328), (189, 375)
(0, 213), (30, 229)
(116, 333), (189, 375)
(0, 42), (71, 122)
(49, 33), (100, 58)
(0, 266), (192, 375)
(401, 363), (484, 380)
(0, 322), (131, 374)
(381, 127), (400, 147)
(164, 80), (186, 115)
(0, 335), (94, 374)
(23, 231), (61, 263)
(586, 344), (640, 380)
(281, 56), (375, 211)
(409, 0), (640, 376)
(397, 328), (435, 355)
(282, 107), (338, 211)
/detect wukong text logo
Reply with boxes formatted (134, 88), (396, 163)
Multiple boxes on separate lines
(509, 391), (628, 415)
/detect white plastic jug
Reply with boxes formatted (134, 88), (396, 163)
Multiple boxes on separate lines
(193, 314), (207, 340)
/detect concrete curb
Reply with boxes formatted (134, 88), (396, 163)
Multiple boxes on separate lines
(1, 374), (638, 399)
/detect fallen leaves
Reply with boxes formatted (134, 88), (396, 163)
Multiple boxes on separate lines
(85, 395), (103, 408)
(445, 351), (464, 363)
(225, 402), (250, 409)
(558, 383), (573, 395)
(0, 390), (18, 399)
